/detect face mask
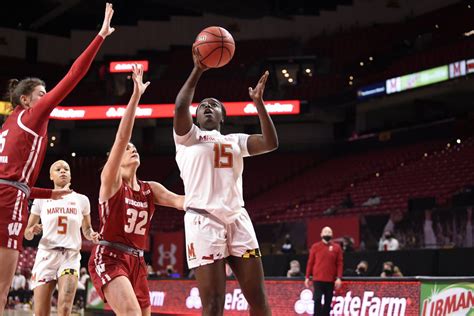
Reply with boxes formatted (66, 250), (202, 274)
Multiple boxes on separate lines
(385, 234), (392, 239)
(357, 267), (366, 273)
(384, 269), (393, 275)
(322, 235), (332, 242)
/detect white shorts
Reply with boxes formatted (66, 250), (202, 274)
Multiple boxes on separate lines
(31, 248), (81, 290)
(185, 208), (260, 269)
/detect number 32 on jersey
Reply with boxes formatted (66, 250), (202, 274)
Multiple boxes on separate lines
(213, 143), (233, 168)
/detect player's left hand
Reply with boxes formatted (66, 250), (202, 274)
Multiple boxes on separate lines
(335, 278), (342, 290)
(132, 64), (151, 96)
(90, 231), (101, 244)
(51, 183), (72, 199)
(249, 71), (269, 102)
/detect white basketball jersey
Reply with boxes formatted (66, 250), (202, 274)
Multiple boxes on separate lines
(31, 192), (90, 251)
(174, 124), (250, 224)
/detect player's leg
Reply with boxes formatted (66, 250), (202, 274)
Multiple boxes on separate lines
(0, 187), (27, 315)
(141, 306), (151, 316)
(0, 247), (19, 315)
(227, 256), (270, 316)
(33, 281), (57, 316)
(194, 259), (227, 316)
(57, 272), (78, 316)
(184, 211), (228, 316)
(226, 210), (270, 316)
(103, 276), (142, 316)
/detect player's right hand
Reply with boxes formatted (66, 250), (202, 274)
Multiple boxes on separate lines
(98, 3), (115, 38)
(192, 46), (209, 72)
(30, 224), (43, 236)
(304, 278), (312, 288)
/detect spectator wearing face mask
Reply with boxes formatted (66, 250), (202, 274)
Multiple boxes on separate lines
(281, 233), (296, 254)
(287, 260), (304, 277)
(378, 230), (400, 251)
(304, 226), (343, 316)
(344, 260), (369, 277)
(380, 261), (403, 277)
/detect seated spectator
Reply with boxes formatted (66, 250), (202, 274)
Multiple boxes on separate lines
(147, 264), (157, 278)
(165, 264), (180, 278)
(380, 261), (403, 277)
(281, 234), (296, 254)
(341, 236), (355, 252)
(344, 260), (369, 277)
(340, 193), (354, 209)
(287, 260), (304, 277)
(10, 267), (27, 303)
(78, 267), (90, 290)
(362, 193), (381, 206)
(378, 230), (400, 251)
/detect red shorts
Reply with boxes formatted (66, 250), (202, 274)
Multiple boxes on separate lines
(88, 244), (150, 309)
(0, 184), (28, 251)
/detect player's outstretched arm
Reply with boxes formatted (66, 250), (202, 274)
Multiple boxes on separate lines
(147, 181), (185, 211)
(247, 71), (279, 156)
(174, 49), (209, 136)
(100, 65), (150, 201)
(24, 3), (115, 131)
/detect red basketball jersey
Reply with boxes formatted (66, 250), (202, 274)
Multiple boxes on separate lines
(98, 181), (155, 250)
(0, 107), (48, 188)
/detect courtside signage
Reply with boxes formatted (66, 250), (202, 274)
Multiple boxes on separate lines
(49, 100), (300, 120)
(87, 279), (420, 315)
(109, 60), (149, 73)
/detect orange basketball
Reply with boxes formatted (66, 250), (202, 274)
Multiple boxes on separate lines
(193, 26), (235, 68)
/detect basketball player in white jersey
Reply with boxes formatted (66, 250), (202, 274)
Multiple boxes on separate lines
(24, 160), (98, 316)
(173, 50), (278, 316)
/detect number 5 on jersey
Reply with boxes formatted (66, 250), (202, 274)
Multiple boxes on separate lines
(214, 143), (233, 168)
(57, 216), (68, 234)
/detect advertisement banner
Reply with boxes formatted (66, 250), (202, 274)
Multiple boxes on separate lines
(357, 82), (386, 99)
(467, 59), (474, 73)
(109, 60), (149, 73)
(87, 279), (420, 315)
(449, 60), (466, 78)
(420, 281), (474, 316)
(386, 65), (449, 95)
(49, 100), (301, 120)
(152, 231), (185, 276)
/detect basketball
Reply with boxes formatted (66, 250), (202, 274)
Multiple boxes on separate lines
(193, 26), (235, 68)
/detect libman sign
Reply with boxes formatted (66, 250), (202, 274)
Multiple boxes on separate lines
(421, 282), (474, 316)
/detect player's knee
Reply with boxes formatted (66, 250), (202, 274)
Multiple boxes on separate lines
(57, 303), (72, 316)
(202, 292), (225, 315)
(120, 305), (141, 316)
(244, 285), (269, 310)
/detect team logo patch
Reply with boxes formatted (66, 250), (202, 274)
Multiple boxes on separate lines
(60, 268), (78, 277)
(242, 248), (261, 259)
(187, 243), (196, 260)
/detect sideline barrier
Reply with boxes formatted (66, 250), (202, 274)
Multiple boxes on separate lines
(86, 277), (474, 315)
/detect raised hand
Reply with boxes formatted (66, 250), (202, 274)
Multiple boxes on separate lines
(249, 71), (269, 102)
(98, 3), (115, 38)
(131, 64), (151, 95)
(51, 183), (72, 200)
(192, 46), (209, 72)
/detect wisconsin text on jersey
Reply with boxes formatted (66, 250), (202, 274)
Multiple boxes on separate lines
(125, 197), (148, 208)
